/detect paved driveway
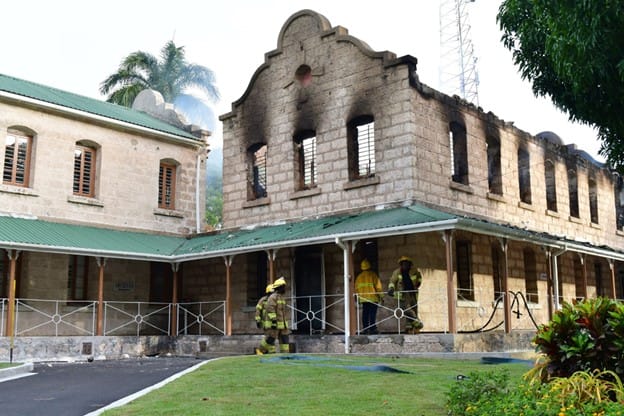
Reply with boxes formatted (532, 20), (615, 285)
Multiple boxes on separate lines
(0, 357), (204, 416)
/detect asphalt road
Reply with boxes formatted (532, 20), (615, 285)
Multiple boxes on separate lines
(0, 357), (204, 416)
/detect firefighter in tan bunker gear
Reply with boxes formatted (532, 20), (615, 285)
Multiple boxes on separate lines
(388, 256), (423, 333)
(254, 283), (273, 355)
(260, 277), (290, 353)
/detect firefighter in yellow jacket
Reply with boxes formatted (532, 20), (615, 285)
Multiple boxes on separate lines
(254, 283), (273, 355)
(260, 277), (290, 353)
(355, 259), (383, 334)
(388, 256), (423, 333)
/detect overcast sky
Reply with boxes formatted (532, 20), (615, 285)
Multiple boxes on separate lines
(1, 0), (602, 161)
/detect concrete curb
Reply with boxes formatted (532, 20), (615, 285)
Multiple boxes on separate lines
(0, 362), (35, 382)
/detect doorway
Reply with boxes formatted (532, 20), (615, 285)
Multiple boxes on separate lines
(293, 246), (324, 333)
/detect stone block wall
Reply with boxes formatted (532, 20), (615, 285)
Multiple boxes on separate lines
(0, 102), (206, 235)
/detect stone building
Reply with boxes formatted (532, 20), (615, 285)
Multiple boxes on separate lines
(1, 10), (623, 360)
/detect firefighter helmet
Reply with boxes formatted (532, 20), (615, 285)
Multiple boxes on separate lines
(265, 284), (274, 294)
(360, 259), (371, 271)
(398, 256), (413, 265)
(273, 277), (287, 288)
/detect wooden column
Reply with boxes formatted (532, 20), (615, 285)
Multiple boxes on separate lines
(579, 254), (588, 300)
(609, 259), (617, 300)
(170, 263), (180, 336)
(266, 249), (278, 284)
(224, 256), (233, 336)
(443, 231), (456, 334)
(96, 257), (107, 336)
(500, 238), (511, 334)
(5, 250), (20, 338)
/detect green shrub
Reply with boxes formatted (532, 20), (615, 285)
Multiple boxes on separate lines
(446, 369), (512, 416)
(532, 298), (624, 381)
(447, 370), (624, 415)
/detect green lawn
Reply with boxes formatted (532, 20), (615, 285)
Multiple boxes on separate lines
(0, 362), (19, 369)
(103, 354), (531, 416)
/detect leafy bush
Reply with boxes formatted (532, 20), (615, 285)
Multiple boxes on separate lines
(447, 370), (624, 415)
(532, 298), (624, 381)
(446, 369), (512, 416)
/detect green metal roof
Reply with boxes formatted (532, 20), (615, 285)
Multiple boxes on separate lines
(1, 203), (623, 262)
(0, 73), (199, 141)
(0, 215), (184, 260)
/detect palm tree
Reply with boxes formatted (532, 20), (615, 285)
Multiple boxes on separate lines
(100, 40), (219, 129)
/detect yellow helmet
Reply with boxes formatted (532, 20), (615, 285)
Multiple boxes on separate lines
(360, 259), (371, 270)
(398, 256), (413, 265)
(265, 284), (274, 294)
(273, 277), (287, 288)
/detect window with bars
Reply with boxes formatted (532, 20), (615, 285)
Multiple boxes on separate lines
(158, 161), (177, 209)
(247, 143), (267, 200)
(294, 130), (317, 190)
(347, 116), (375, 180)
(67, 255), (88, 301)
(491, 244), (503, 302)
(3, 131), (32, 187)
(456, 240), (473, 301)
(73, 145), (96, 197)
(0, 251), (7, 298)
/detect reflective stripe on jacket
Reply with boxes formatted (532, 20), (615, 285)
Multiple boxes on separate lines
(266, 292), (288, 330)
(355, 270), (383, 303)
(388, 268), (422, 300)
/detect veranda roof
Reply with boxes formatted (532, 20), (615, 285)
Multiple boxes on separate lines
(0, 203), (623, 262)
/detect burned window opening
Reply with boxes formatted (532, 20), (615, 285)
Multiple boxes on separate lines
(545, 159), (557, 212)
(568, 168), (579, 218)
(487, 136), (502, 195)
(247, 143), (267, 200)
(588, 174), (599, 224)
(295, 64), (312, 87)
(347, 115), (375, 180)
(518, 147), (531, 204)
(294, 130), (317, 190)
(449, 122), (468, 185)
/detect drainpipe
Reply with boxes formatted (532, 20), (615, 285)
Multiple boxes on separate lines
(552, 247), (566, 311)
(195, 152), (201, 233)
(335, 238), (351, 354)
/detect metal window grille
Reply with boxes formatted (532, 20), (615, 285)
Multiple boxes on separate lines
(456, 240), (473, 300)
(301, 136), (317, 188)
(356, 122), (375, 178)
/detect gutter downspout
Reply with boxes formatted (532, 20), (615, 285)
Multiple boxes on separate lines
(195, 152), (201, 233)
(335, 238), (351, 354)
(552, 246), (567, 311)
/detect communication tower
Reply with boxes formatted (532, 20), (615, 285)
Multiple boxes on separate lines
(439, 0), (480, 105)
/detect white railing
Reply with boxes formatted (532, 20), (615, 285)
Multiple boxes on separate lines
(287, 294), (345, 335)
(177, 301), (226, 335)
(103, 301), (171, 336)
(13, 299), (96, 336)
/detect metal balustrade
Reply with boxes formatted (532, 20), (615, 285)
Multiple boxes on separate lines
(286, 294), (345, 335)
(13, 299), (96, 336)
(177, 301), (226, 335)
(103, 301), (171, 336)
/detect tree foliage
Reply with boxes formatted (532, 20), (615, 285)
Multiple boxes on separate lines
(497, 1), (624, 170)
(100, 40), (219, 128)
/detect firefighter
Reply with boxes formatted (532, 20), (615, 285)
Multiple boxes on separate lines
(260, 276), (290, 353)
(387, 256), (423, 333)
(354, 259), (383, 334)
(254, 283), (273, 355)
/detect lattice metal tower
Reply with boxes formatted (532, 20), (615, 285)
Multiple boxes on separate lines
(439, 0), (480, 105)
